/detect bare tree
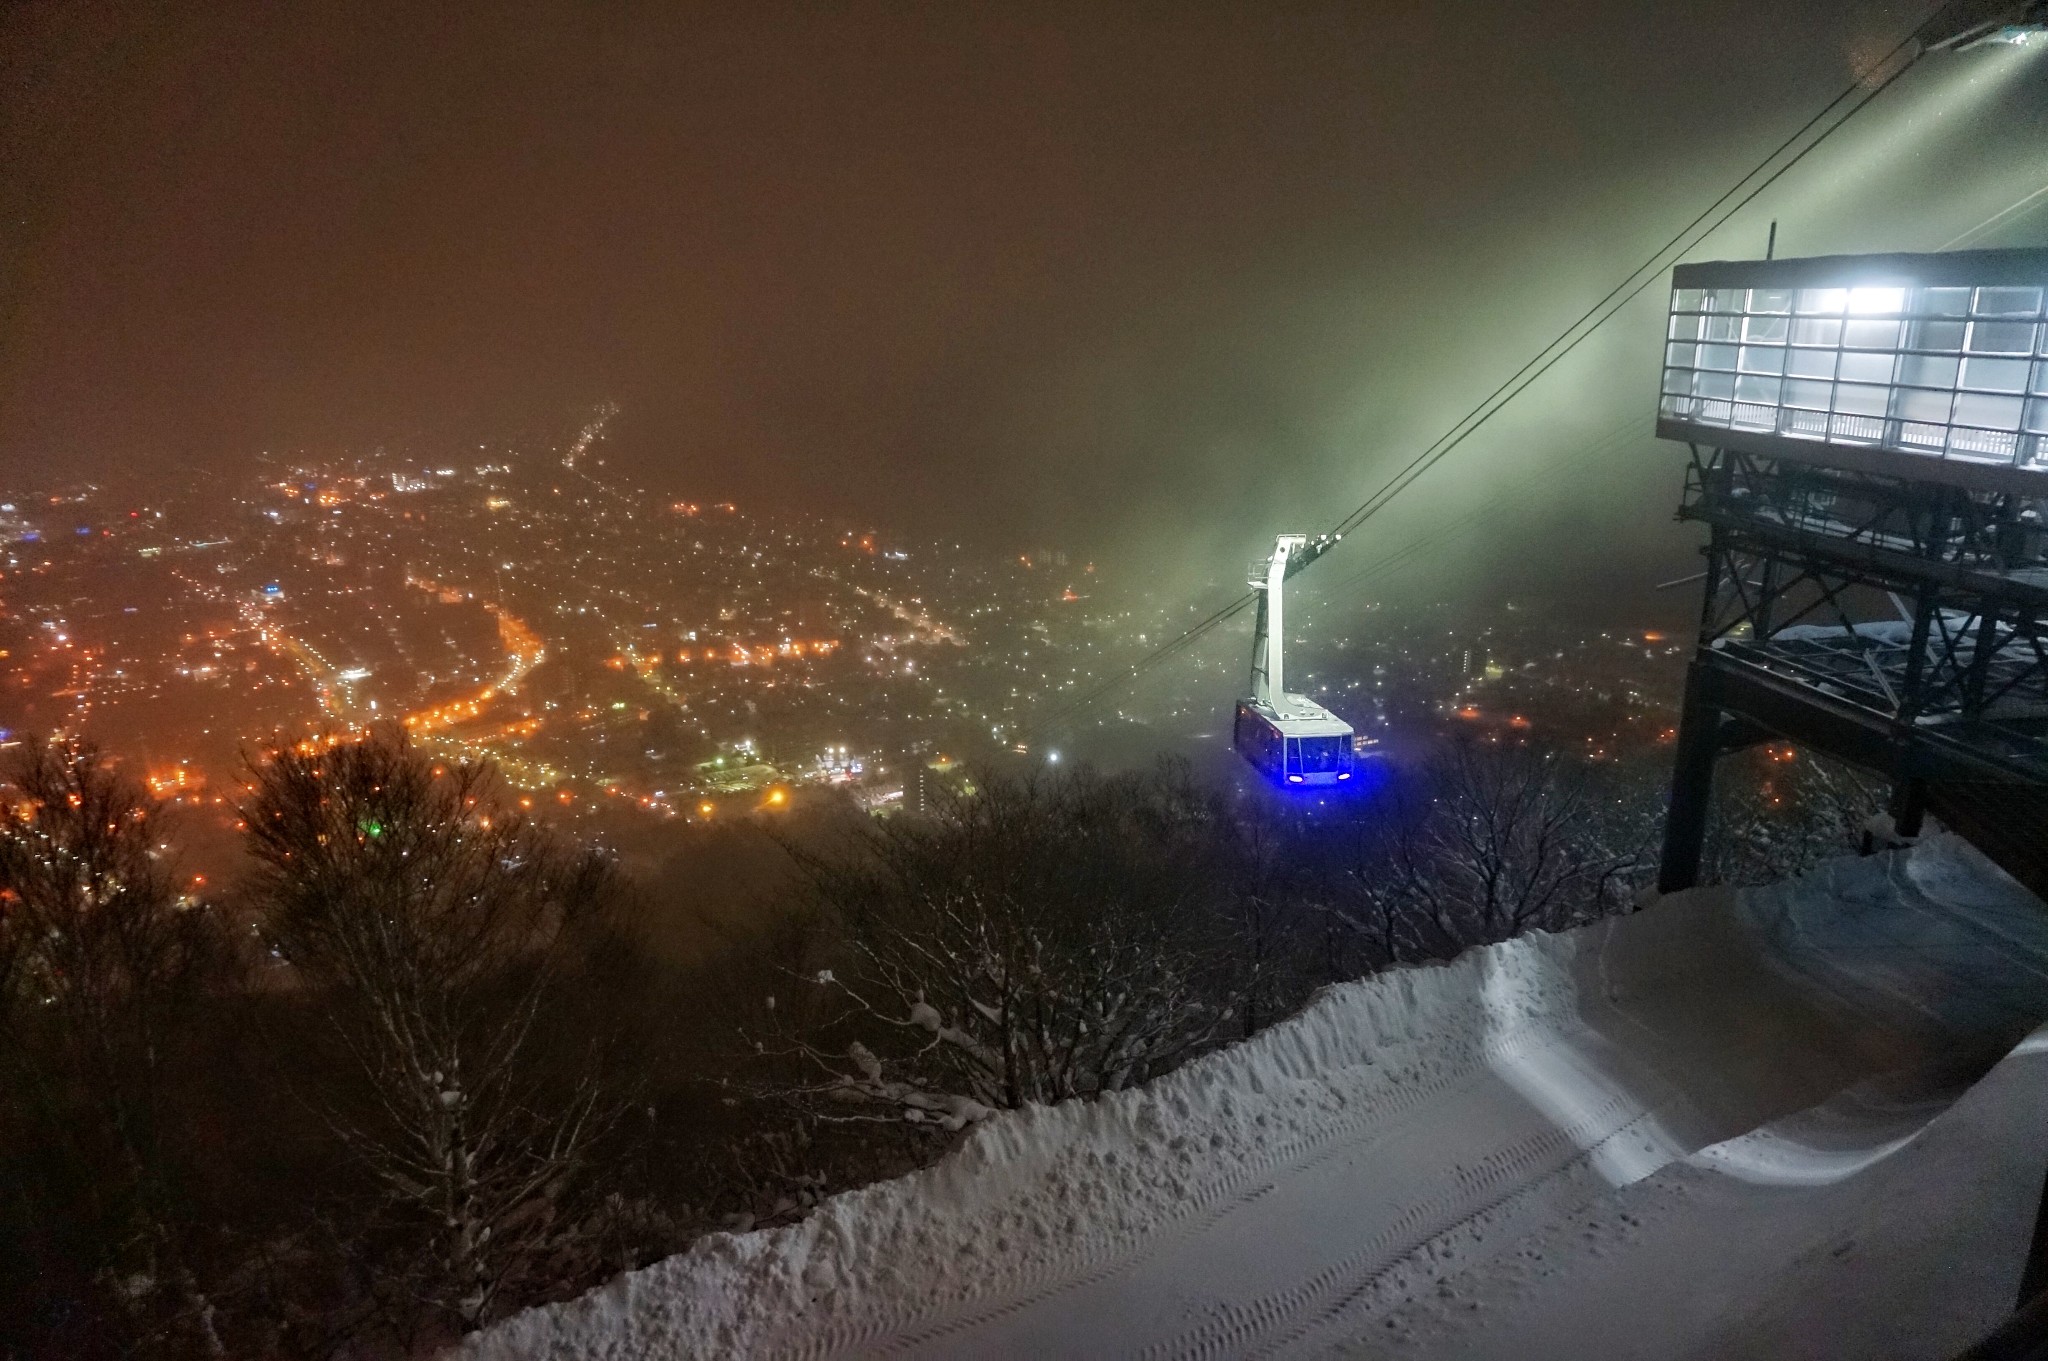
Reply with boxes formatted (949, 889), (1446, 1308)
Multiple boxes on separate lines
(239, 729), (621, 1333)
(760, 764), (1243, 1129)
(1316, 740), (1653, 964)
(1404, 740), (1647, 941)
(1310, 802), (1449, 969)
(0, 737), (226, 1354)
(1209, 789), (1347, 1034)
(1704, 746), (1888, 886)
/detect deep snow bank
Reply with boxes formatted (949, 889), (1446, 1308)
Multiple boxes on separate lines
(473, 901), (1580, 1357)
(1363, 1034), (2048, 1360)
(464, 836), (2048, 1360)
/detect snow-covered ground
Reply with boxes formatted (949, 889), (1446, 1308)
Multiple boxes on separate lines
(464, 836), (2048, 1359)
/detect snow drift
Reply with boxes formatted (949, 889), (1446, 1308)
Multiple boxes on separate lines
(463, 836), (2048, 1359)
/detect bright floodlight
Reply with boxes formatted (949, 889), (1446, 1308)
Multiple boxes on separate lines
(1917, 0), (2048, 50)
(1658, 248), (2048, 491)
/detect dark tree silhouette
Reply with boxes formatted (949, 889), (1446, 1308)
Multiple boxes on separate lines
(762, 764), (1244, 1125)
(240, 729), (621, 1333)
(0, 738), (226, 1354)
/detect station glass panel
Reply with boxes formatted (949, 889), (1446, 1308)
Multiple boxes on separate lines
(1661, 271), (2048, 470)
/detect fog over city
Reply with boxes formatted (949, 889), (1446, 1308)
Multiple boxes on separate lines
(4, 4), (2048, 1357)
(10, 2), (2044, 605)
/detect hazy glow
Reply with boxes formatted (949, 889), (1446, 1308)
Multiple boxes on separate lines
(1737, 43), (2048, 256)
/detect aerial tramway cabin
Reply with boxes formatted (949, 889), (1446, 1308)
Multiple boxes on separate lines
(1234, 533), (1355, 786)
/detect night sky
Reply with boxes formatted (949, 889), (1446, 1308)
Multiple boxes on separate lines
(5, 1), (2045, 604)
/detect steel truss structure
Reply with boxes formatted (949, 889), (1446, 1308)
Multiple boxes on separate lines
(1658, 445), (2048, 897)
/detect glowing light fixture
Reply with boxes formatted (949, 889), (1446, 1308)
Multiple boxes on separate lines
(1917, 0), (2048, 51)
(1658, 248), (2048, 491)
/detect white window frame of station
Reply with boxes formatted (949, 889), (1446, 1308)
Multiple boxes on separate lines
(1660, 282), (2048, 470)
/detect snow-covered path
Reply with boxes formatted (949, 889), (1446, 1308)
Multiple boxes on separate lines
(1371, 1043), (2048, 1360)
(465, 838), (2048, 1359)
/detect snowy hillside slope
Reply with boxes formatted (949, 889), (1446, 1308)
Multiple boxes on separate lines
(463, 836), (2048, 1359)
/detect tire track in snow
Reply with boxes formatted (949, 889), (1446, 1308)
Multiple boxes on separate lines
(458, 840), (2048, 1361)
(1250, 1110), (1678, 1358)
(1140, 1081), (1660, 1360)
(788, 1043), (1491, 1359)
(873, 1057), (1485, 1358)
(834, 1014), (1648, 1359)
(774, 983), (1598, 1359)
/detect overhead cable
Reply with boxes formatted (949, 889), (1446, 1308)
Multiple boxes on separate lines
(1021, 10), (1946, 744)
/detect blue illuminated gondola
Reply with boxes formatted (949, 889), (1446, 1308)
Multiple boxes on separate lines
(1234, 534), (1354, 786)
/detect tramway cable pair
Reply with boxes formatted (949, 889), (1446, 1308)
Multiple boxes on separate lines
(1013, 0), (2047, 785)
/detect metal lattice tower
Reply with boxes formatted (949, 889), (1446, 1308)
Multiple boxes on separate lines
(1654, 250), (2048, 899)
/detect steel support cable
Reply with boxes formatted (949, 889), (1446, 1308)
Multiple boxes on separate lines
(1322, 39), (1933, 545)
(1288, 428), (1649, 613)
(1310, 414), (1656, 598)
(1020, 417), (1650, 737)
(1021, 17), (1942, 746)
(1321, 22), (1939, 544)
(1938, 178), (2048, 250)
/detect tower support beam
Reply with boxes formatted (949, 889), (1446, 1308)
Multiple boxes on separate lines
(1654, 446), (2048, 900)
(1658, 662), (1724, 894)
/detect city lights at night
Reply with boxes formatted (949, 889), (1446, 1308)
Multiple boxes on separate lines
(2, 1), (2047, 1357)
